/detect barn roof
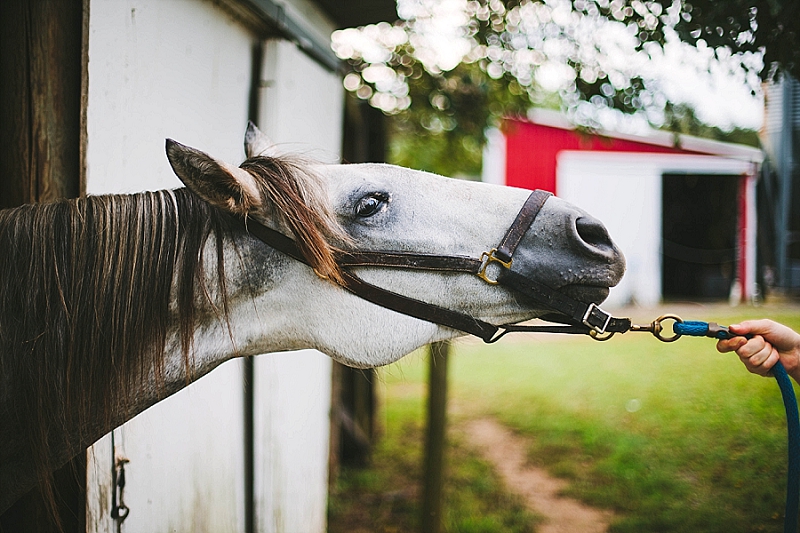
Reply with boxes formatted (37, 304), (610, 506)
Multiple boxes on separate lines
(501, 108), (763, 193)
(314, 0), (398, 29)
(219, 0), (398, 72)
(526, 108), (763, 163)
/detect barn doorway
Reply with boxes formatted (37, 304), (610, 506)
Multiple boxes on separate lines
(661, 173), (739, 301)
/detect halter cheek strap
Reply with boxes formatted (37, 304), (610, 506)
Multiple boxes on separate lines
(496, 190), (552, 263)
(242, 216), (502, 342)
(477, 190), (552, 284)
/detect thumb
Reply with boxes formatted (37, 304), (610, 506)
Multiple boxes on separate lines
(729, 320), (773, 337)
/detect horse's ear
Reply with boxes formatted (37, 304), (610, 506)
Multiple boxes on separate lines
(244, 121), (280, 158)
(165, 139), (262, 214)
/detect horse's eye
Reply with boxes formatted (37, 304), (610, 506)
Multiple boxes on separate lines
(354, 193), (389, 218)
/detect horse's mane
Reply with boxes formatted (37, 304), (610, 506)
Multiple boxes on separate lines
(239, 156), (349, 282)
(0, 154), (341, 522)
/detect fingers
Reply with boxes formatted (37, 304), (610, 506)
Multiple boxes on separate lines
(720, 319), (800, 383)
(718, 332), (779, 377)
(729, 320), (799, 352)
(717, 333), (779, 376)
(733, 335), (777, 376)
(716, 336), (746, 354)
(742, 345), (780, 376)
(728, 319), (772, 337)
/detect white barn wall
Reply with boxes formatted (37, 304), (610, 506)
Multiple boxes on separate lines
(84, 0), (254, 194)
(87, 366), (247, 532)
(557, 151), (757, 307)
(481, 127), (507, 186)
(84, 0), (254, 530)
(557, 152), (662, 308)
(253, 37), (344, 533)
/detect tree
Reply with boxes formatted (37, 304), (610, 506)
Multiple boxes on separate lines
(332, 1), (798, 175)
(662, 0), (799, 81)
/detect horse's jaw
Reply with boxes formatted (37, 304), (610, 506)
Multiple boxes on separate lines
(242, 265), (555, 369)
(241, 266), (444, 368)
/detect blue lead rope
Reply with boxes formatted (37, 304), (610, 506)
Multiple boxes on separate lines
(674, 321), (800, 533)
(775, 362), (800, 533)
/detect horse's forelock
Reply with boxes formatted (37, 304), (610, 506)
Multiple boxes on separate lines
(239, 155), (350, 283)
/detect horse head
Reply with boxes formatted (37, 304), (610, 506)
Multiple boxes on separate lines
(165, 124), (626, 368)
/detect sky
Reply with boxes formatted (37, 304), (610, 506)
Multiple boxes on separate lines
(333, 0), (765, 133)
(646, 38), (763, 131)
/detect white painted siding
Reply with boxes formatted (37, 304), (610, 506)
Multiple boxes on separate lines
(253, 38), (344, 533)
(88, 364), (247, 533)
(84, 0), (253, 194)
(84, 0), (253, 531)
(84, 1), (345, 532)
(481, 127), (506, 186)
(258, 38), (344, 161)
(557, 152), (663, 308)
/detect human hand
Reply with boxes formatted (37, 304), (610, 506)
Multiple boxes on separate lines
(716, 319), (800, 383)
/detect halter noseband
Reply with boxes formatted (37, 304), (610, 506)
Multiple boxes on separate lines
(241, 190), (630, 343)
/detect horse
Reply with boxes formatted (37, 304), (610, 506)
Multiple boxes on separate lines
(0, 123), (625, 519)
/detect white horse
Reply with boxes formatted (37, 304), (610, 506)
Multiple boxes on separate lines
(0, 124), (625, 518)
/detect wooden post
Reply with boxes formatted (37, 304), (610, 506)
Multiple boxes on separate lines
(0, 0), (86, 530)
(421, 340), (450, 533)
(0, 0), (85, 208)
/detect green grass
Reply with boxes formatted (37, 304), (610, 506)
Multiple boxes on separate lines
(330, 305), (800, 532)
(328, 364), (540, 533)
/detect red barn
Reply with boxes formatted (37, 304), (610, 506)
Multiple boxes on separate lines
(483, 110), (763, 307)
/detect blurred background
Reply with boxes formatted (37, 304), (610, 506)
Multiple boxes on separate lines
(2, 0), (799, 531)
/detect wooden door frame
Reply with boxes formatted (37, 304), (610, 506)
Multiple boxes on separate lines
(0, 0), (89, 530)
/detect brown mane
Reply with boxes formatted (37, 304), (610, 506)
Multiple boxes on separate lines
(239, 156), (349, 282)
(0, 154), (341, 524)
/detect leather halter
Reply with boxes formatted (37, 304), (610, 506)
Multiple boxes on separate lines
(241, 190), (630, 343)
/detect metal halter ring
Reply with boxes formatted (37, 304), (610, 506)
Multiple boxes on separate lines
(589, 329), (616, 341)
(653, 314), (683, 342)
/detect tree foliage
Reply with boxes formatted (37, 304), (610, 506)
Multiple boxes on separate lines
(388, 60), (534, 176)
(333, 1), (798, 175)
(667, 0), (799, 80)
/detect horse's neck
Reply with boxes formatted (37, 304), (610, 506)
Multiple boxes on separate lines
(121, 226), (285, 410)
(0, 195), (294, 513)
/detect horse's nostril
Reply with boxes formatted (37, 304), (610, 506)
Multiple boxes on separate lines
(576, 217), (613, 250)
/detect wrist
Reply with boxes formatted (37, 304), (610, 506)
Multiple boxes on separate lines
(784, 353), (800, 384)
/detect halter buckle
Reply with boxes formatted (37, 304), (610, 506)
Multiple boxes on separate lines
(478, 248), (512, 285)
(582, 303), (612, 334)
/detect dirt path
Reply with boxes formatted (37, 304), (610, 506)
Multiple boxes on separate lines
(464, 418), (614, 533)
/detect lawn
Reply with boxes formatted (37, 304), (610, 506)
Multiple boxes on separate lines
(330, 304), (800, 533)
(328, 360), (540, 533)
